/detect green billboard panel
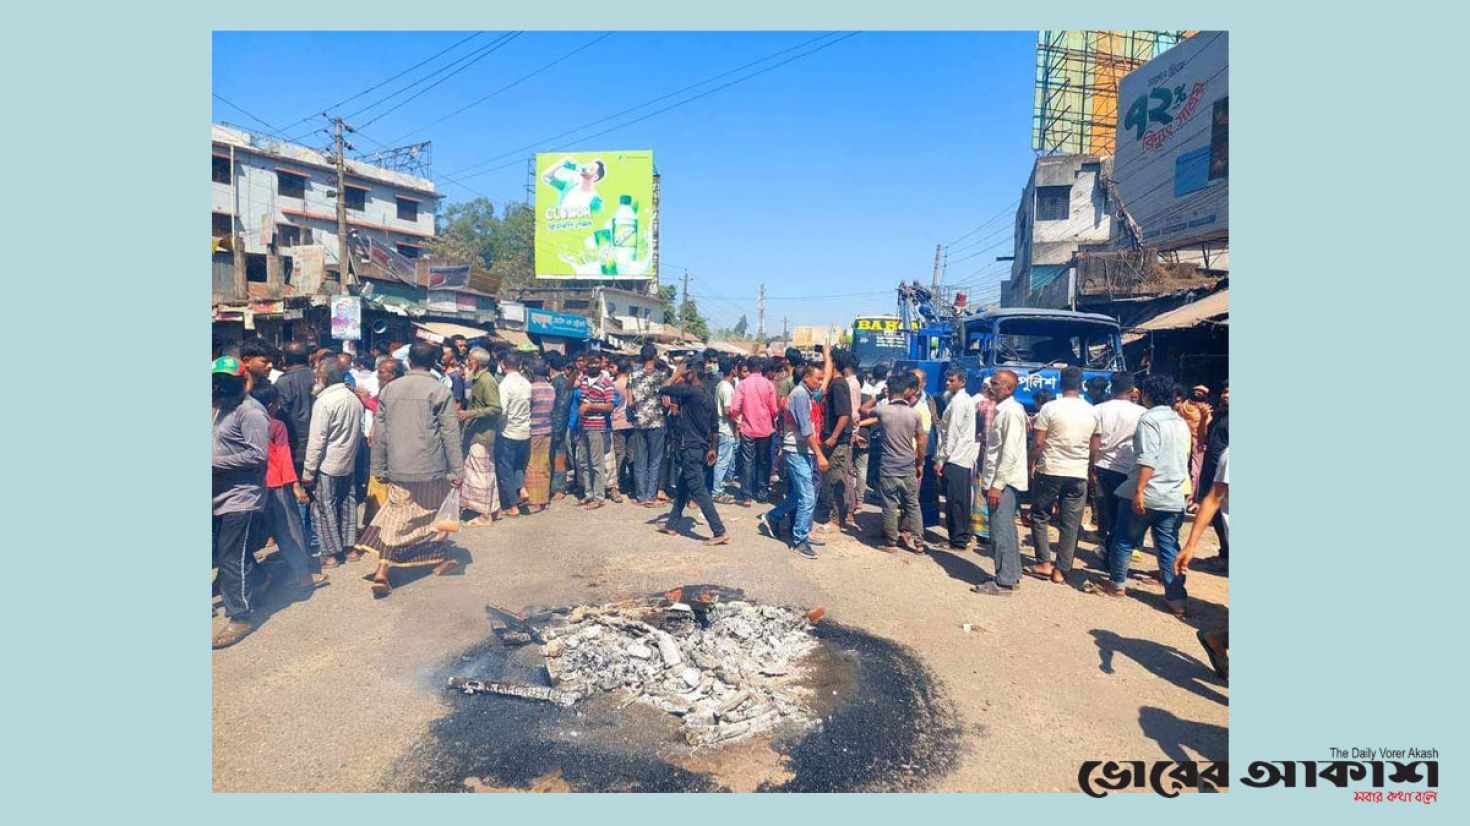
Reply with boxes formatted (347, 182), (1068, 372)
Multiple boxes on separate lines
(535, 150), (656, 279)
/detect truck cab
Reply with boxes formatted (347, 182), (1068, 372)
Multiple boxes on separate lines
(951, 308), (1125, 412)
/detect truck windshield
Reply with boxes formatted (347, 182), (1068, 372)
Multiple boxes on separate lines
(989, 318), (1119, 369)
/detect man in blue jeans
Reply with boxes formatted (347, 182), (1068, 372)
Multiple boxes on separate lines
(760, 365), (829, 559)
(626, 344), (669, 506)
(1100, 373), (1192, 615)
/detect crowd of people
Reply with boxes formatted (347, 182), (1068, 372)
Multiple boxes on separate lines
(212, 335), (1228, 675)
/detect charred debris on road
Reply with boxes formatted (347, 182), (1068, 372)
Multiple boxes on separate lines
(449, 585), (827, 746)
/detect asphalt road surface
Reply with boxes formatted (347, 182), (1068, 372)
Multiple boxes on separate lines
(213, 494), (1228, 792)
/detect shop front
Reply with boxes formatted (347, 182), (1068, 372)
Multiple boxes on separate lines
(526, 308), (592, 354)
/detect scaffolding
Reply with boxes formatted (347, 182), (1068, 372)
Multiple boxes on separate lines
(1033, 31), (1191, 157)
(357, 141), (432, 179)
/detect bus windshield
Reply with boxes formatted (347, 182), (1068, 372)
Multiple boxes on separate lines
(851, 317), (909, 368)
(983, 317), (1120, 370)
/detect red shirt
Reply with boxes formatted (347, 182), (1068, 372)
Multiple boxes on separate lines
(265, 419), (298, 489)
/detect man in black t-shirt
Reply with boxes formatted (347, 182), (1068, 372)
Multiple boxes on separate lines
(814, 348), (855, 531)
(656, 366), (728, 544)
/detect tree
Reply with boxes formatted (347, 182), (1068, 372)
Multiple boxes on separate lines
(732, 314), (749, 337)
(427, 198), (535, 298)
(679, 297), (710, 341)
(656, 284), (709, 340)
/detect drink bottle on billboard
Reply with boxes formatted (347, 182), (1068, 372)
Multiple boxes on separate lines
(611, 195), (638, 269)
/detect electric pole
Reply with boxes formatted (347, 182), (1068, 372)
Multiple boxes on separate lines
(782, 316), (789, 344)
(757, 283), (766, 341)
(930, 243), (943, 293)
(680, 270), (691, 339)
(332, 116), (355, 287)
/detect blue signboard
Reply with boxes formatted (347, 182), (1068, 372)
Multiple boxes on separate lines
(527, 309), (591, 339)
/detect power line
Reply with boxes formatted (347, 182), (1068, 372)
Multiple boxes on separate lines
(355, 32), (523, 130)
(381, 32), (615, 146)
(340, 32), (519, 125)
(213, 93), (287, 138)
(275, 32), (488, 140)
(946, 198), (1020, 246)
(438, 32), (856, 185)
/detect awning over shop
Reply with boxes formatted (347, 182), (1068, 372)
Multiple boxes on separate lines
(493, 327), (536, 351)
(706, 341), (752, 355)
(413, 321), (489, 344)
(1132, 289), (1229, 332)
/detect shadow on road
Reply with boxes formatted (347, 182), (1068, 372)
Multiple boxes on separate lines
(926, 547), (994, 588)
(1090, 629), (1227, 706)
(1138, 705), (1228, 763)
(366, 544), (475, 593)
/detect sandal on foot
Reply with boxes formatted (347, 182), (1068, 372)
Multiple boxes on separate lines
(1022, 564), (1055, 581)
(704, 533), (731, 546)
(212, 620), (254, 649)
(432, 560), (461, 576)
(370, 577), (392, 598)
(1082, 580), (1127, 597)
(1197, 629), (1229, 679)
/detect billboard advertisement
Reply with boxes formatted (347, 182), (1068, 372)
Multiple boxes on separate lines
(535, 150), (656, 279)
(1113, 31), (1228, 250)
(1033, 30), (1189, 156)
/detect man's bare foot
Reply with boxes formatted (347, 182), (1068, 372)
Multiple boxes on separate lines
(432, 559), (460, 576)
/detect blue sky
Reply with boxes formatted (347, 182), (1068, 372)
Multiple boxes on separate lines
(212, 31), (1037, 329)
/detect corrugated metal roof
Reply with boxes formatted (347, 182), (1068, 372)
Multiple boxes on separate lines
(1133, 289), (1229, 331)
(413, 321), (488, 341)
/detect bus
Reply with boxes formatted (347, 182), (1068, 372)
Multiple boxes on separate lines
(850, 315), (912, 369)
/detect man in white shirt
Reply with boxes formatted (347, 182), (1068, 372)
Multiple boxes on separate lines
(934, 367), (978, 550)
(1089, 372), (1146, 551)
(1025, 367), (1096, 584)
(494, 351), (533, 513)
(975, 370), (1027, 596)
(711, 360), (739, 502)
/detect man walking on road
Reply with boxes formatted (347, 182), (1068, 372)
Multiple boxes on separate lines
(975, 370), (1027, 596)
(657, 365), (729, 545)
(934, 367), (977, 550)
(860, 372), (926, 553)
(761, 365), (828, 558)
(302, 359), (364, 568)
(357, 342), (464, 597)
(1024, 367), (1094, 585)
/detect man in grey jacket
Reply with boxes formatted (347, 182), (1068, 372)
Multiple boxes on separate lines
(303, 359), (364, 567)
(359, 341), (465, 596)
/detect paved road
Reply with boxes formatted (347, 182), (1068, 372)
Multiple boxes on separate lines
(213, 495), (1228, 792)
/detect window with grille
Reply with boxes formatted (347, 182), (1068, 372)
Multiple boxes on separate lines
(1035, 186), (1071, 222)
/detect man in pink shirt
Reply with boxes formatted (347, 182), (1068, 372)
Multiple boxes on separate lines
(729, 356), (780, 505)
